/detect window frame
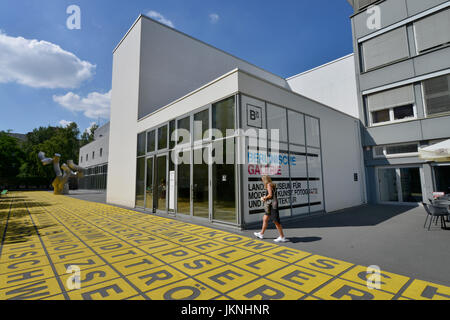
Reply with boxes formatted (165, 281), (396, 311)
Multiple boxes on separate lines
(372, 142), (420, 159)
(368, 103), (417, 126)
(421, 75), (450, 118)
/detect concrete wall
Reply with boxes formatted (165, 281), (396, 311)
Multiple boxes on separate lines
(287, 54), (360, 118)
(136, 16), (288, 120)
(107, 18), (142, 207)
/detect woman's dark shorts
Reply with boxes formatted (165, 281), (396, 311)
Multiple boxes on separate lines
(264, 203), (281, 224)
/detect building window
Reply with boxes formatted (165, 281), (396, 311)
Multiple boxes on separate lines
(177, 116), (190, 145)
(414, 8), (450, 54)
(157, 125), (168, 150)
(373, 143), (419, 158)
(92, 151), (95, 160)
(147, 130), (156, 153)
(194, 109), (209, 142)
(267, 104), (288, 142)
(86, 154), (88, 161)
(80, 156), (83, 163)
(100, 148), (103, 157)
(137, 132), (146, 156)
(367, 85), (416, 125)
(212, 96), (235, 138)
(423, 74), (450, 117)
(361, 27), (409, 72)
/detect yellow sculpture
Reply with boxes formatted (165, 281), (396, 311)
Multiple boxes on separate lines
(38, 152), (85, 195)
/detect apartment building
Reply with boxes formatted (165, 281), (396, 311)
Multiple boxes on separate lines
(347, 0), (450, 204)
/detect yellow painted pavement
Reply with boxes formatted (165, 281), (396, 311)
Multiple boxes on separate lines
(0, 191), (449, 300)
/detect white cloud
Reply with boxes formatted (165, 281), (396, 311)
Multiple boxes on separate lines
(59, 120), (73, 127)
(147, 10), (175, 28)
(0, 31), (95, 89)
(53, 90), (111, 120)
(209, 13), (220, 24)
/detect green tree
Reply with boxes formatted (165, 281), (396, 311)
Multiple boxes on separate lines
(80, 123), (98, 147)
(19, 123), (81, 179)
(0, 131), (24, 178)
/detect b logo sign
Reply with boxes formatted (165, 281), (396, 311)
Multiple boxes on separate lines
(247, 105), (262, 128)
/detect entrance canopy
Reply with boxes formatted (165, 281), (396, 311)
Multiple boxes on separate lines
(419, 139), (450, 162)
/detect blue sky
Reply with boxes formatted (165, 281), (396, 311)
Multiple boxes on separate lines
(0, 0), (354, 135)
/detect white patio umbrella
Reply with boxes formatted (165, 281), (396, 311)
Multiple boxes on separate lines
(419, 139), (450, 162)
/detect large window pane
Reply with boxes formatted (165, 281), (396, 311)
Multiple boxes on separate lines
(372, 109), (390, 124)
(194, 109), (209, 142)
(386, 144), (418, 155)
(212, 96), (235, 138)
(177, 150), (191, 215)
(212, 139), (236, 223)
(400, 168), (422, 203)
(177, 116), (191, 145)
(434, 166), (450, 194)
(267, 104), (288, 142)
(137, 132), (146, 156)
(135, 157), (145, 207)
(156, 155), (167, 211)
(147, 130), (155, 153)
(288, 111), (305, 145)
(305, 116), (320, 148)
(423, 75), (450, 116)
(193, 147), (209, 218)
(379, 168), (399, 202)
(145, 157), (154, 210)
(168, 152), (175, 213)
(393, 105), (414, 120)
(158, 125), (168, 150)
(169, 120), (176, 149)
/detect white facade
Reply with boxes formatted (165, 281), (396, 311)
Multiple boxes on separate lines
(287, 54), (360, 118)
(107, 15), (366, 228)
(79, 122), (110, 168)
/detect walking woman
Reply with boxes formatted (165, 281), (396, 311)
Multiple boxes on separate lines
(254, 175), (288, 243)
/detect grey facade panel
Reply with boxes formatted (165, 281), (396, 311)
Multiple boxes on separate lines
(358, 59), (415, 91)
(406, 0), (448, 16)
(413, 46), (450, 75)
(363, 120), (422, 146)
(421, 115), (450, 140)
(353, 0), (408, 39)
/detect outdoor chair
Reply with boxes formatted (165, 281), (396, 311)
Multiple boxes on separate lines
(423, 203), (448, 230)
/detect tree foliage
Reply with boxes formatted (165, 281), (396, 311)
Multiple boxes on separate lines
(17, 122), (81, 180)
(80, 123), (98, 147)
(0, 131), (24, 178)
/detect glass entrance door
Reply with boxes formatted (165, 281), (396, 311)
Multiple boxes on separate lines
(145, 157), (154, 211)
(156, 154), (167, 212)
(193, 146), (210, 219)
(378, 167), (423, 204)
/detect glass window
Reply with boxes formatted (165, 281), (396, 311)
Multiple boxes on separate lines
(194, 109), (209, 142)
(386, 144), (418, 155)
(177, 150), (191, 215)
(400, 168), (422, 203)
(288, 111), (305, 145)
(177, 116), (191, 145)
(305, 116), (320, 148)
(379, 168), (399, 202)
(267, 104), (288, 142)
(374, 146), (385, 157)
(157, 125), (168, 150)
(423, 74), (450, 116)
(212, 138), (236, 223)
(434, 166), (450, 194)
(147, 130), (155, 153)
(169, 120), (176, 149)
(156, 155), (167, 211)
(86, 154), (88, 161)
(137, 132), (146, 156)
(212, 96), (235, 138)
(135, 157), (146, 207)
(372, 109), (390, 124)
(145, 158), (153, 210)
(393, 105), (414, 120)
(193, 147), (209, 219)
(80, 156), (83, 163)
(92, 151), (95, 160)
(100, 148), (103, 157)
